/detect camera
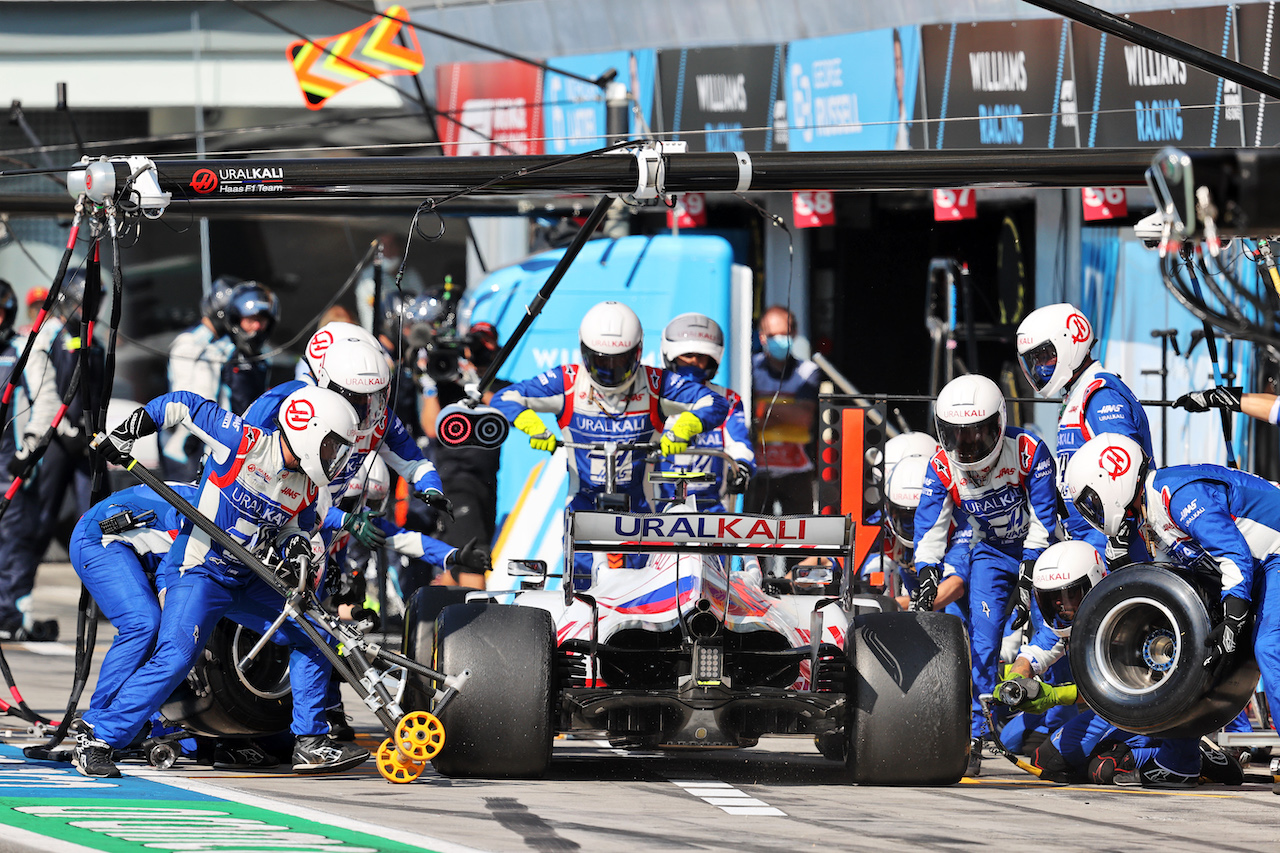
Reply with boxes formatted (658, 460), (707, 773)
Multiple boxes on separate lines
(423, 333), (465, 383)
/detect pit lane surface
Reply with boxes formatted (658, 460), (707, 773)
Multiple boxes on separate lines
(1, 567), (1278, 853)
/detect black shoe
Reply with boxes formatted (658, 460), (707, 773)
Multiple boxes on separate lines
(0, 618), (29, 642)
(1198, 738), (1244, 785)
(966, 738), (982, 777)
(0, 618), (58, 642)
(214, 740), (279, 770)
(1114, 756), (1197, 789)
(70, 719), (120, 779)
(292, 735), (369, 774)
(326, 707), (356, 742)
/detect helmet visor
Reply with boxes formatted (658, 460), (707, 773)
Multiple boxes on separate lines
(1018, 341), (1059, 391)
(937, 412), (1002, 465)
(887, 502), (916, 543)
(333, 385), (383, 429)
(582, 344), (640, 388)
(319, 432), (354, 481)
(1074, 485), (1106, 533)
(1034, 576), (1095, 634)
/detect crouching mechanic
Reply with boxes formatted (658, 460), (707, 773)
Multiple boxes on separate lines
(1066, 432), (1278, 786)
(69, 386), (367, 778)
(243, 322), (449, 553)
(494, 302), (729, 589)
(914, 374), (1060, 775)
(995, 540), (1237, 787)
(652, 313), (754, 511)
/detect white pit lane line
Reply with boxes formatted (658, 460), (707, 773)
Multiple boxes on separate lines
(671, 780), (786, 816)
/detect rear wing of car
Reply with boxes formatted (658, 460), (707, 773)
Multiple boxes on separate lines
(568, 510), (852, 559)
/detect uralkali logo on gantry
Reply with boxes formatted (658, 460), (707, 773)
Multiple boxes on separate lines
(190, 167), (286, 195)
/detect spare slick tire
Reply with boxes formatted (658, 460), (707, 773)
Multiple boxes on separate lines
(1071, 564), (1259, 738)
(159, 619), (292, 737)
(401, 586), (473, 710)
(432, 602), (556, 778)
(846, 610), (970, 785)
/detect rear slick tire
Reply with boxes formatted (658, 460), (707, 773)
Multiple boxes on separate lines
(1070, 564), (1259, 737)
(846, 610), (969, 785)
(431, 603), (556, 778)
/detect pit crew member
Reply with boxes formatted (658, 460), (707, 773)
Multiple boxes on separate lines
(913, 373), (1060, 775)
(881, 453), (970, 618)
(652, 313), (754, 511)
(70, 386), (366, 778)
(164, 276), (238, 478)
(493, 301), (729, 589)
(1016, 303), (1153, 565)
(242, 322), (448, 550)
(995, 540), (1238, 787)
(1066, 432), (1280, 786)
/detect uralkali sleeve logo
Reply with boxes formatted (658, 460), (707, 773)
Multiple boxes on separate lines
(572, 511), (850, 554)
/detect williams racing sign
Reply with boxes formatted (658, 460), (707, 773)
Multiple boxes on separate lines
(570, 511), (851, 557)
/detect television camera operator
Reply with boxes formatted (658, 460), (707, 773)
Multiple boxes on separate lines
(416, 316), (506, 590)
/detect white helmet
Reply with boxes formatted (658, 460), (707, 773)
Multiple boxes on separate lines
(884, 431), (941, 484)
(306, 330), (390, 430)
(661, 313), (724, 383)
(1016, 304), (1095, 399)
(885, 454), (930, 548)
(276, 386), (360, 488)
(304, 322), (381, 373)
(934, 374), (1006, 476)
(579, 301), (643, 388)
(1033, 540), (1105, 638)
(1064, 433), (1149, 538)
(341, 452), (391, 515)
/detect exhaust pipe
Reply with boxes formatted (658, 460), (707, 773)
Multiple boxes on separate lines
(688, 599), (721, 640)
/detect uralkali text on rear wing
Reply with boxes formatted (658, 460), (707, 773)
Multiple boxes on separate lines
(569, 511), (850, 557)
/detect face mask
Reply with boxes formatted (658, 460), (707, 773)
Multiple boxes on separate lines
(764, 335), (793, 361)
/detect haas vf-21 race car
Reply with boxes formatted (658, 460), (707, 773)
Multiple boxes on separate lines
(402, 444), (971, 785)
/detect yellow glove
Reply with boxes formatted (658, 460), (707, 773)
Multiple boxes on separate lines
(661, 411), (704, 456)
(1020, 682), (1078, 714)
(514, 409), (557, 453)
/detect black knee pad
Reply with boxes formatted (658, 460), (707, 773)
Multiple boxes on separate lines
(1088, 745), (1134, 785)
(1032, 739), (1082, 784)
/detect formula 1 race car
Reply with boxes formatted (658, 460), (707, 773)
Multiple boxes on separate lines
(402, 442), (971, 785)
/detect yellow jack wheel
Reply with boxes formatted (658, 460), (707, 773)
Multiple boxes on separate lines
(376, 738), (424, 784)
(395, 710), (445, 761)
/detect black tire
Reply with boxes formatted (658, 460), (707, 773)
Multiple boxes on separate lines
(432, 603), (556, 778)
(1071, 564), (1259, 737)
(158, 619), (292, 737)
(401, 587), (473, 710)
(846, 611), (970, 785)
